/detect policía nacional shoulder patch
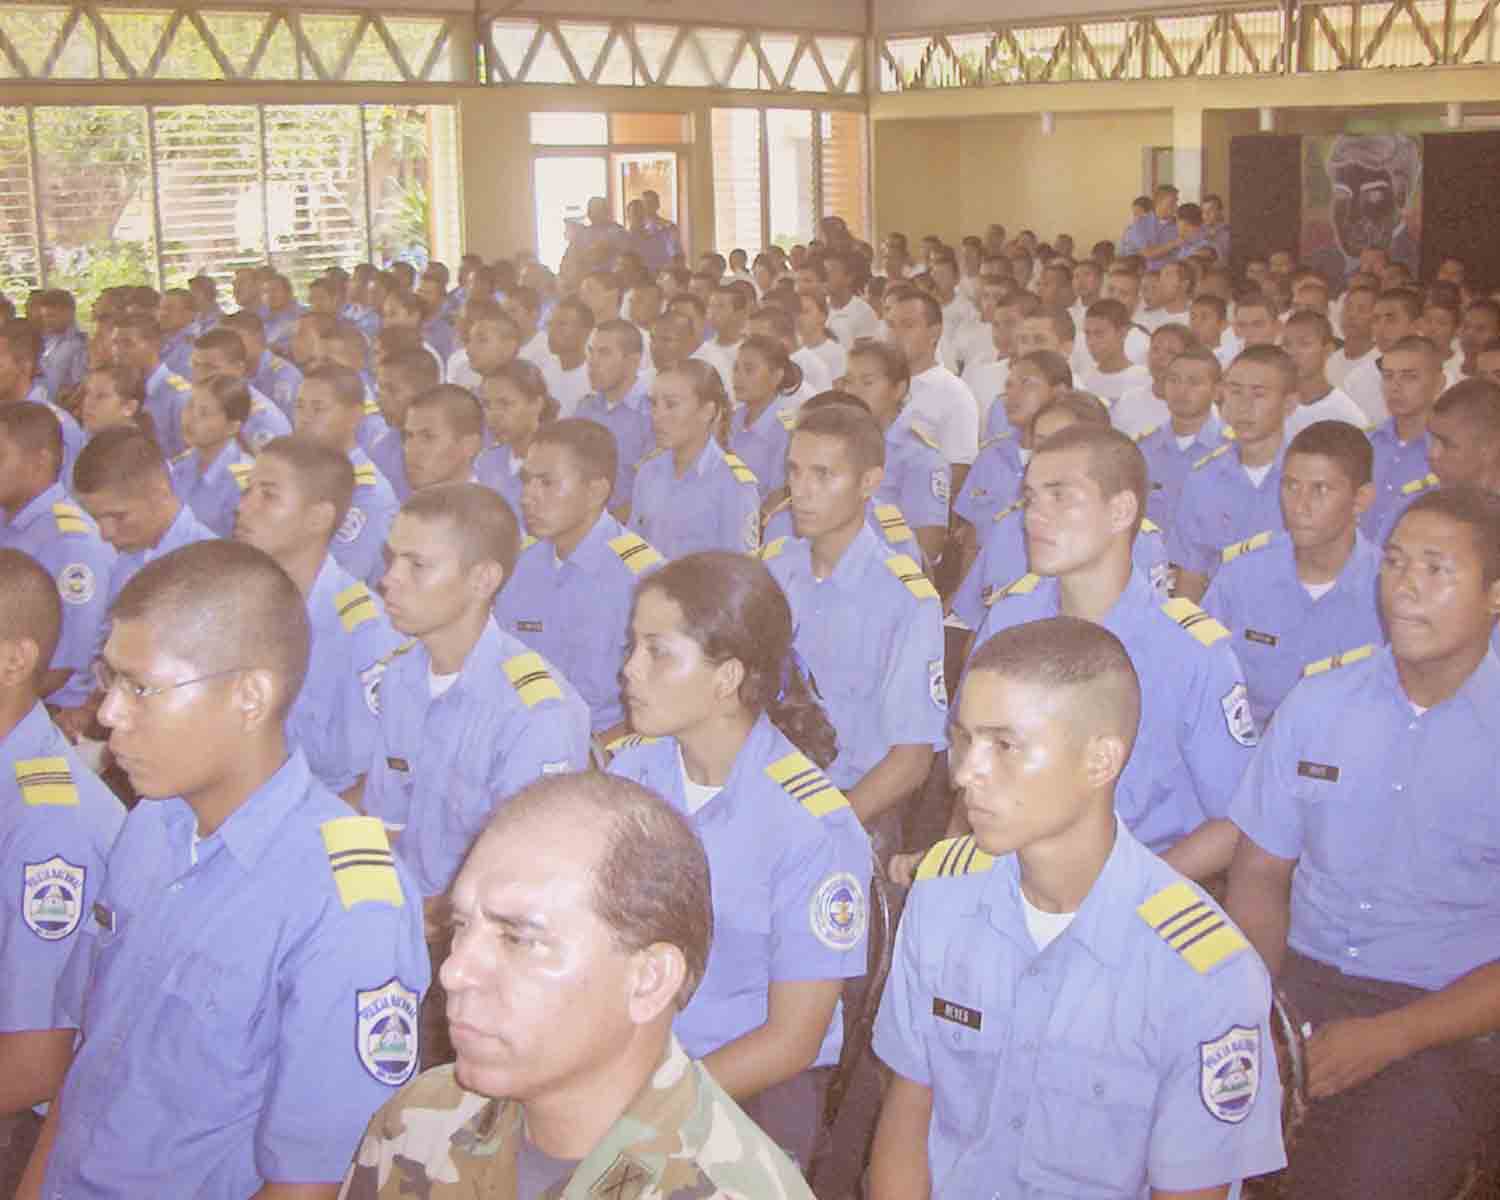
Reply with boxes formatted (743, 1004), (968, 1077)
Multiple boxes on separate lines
(356, 978), (420, 1087)
(336, 505), (367, 545)
(321, 816), (404, 910)
(23, 856), (86, 940)
(58, 562), (96, 607)
(1199, 1025), (1261, 1124)
(810, 871), (866, 952)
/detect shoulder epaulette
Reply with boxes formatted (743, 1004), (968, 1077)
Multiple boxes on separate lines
(765, 750), (849, 818)
(335, 581), (377, 633)
(320, 815), (404, 910)
(1137, 881), (1247, 974)
(170, 448), (193, 465)
(760, 536), (787, 562)
(911, 423), (942, 452)
(1220, 530), (1273, 564)
(521, 534), (538, 552)
(167, 372), (191, 392)
(608, 531), (664, 575)
(992, 498), (1023, 524)
(605, 732), (659, 754)
(1140, 517), (1160, 535)
(984, 572), (1040, 606)
(1302, 643), (1377, 677)
(978, 431), (1014, 450)
(914, 835), (995, 881)
(377, 639), (418, 667)
(884, 553), (938, 601)
(228, 461), (252, 491)
(637, 446), (666, 467)
(51, 503), (88, 536)
(16, 757), (78, 807)
(1135, 424), (1160, 443)
(1192, 442), (1234, 470)
(722, 452), (758, 488)
(777, 408), (797, 431)
(1161, 597), (1230, 647)
(764, 495), (791, 521)
(352, 463), (378, 488)
(502, 651), (563, 708)
(1401, 472), (1439, 496)
(362, 396), (380, 416)
(873, 504), (914, 545)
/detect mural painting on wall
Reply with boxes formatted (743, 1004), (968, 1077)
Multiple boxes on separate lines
(1301, 133), (1422, 285)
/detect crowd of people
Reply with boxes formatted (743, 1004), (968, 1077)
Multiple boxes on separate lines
(0, 179), (1497, 1200)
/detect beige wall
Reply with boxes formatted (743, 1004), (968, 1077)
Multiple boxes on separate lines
(872, 119), (962, 245)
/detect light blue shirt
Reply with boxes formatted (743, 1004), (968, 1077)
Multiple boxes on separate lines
(474, 443), (525, 531)
(106, 502), (217, 610)
(252, 350), (303, 420)
(576, 382), (655, 512)
(1138, 414), (1229, 537)
(168, 441), (253, 539)
(1122, 213), (1178, 258)
(161, 329), (194, 379)
(1362, 419), (1432, 544)
(884, 406), (951, 532)
(729, 395), (798, 503)
(263, 303), (304, 358)
(764, 498), (926, 560)
(366, 428), (410, 503)
(23, 379), (85, 488)
(955, 431), (1022, 528)
(1167, 443), (1286, 582)
(144, 363), (192, 459)
(630, 439), (762, 559)
(39, 327), (88, 403)
(329, 448), (398, 590)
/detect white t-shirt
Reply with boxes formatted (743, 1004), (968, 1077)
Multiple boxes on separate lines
(1243, 462), (1274, 488)
(677, 745), (723, 815)
(692, 338), (742, 402)
(1112, 383), (1171, 439)
(446, 347), (480, 391)
(963, 357), (1010, 435)
(1326, 344), (1377, 389)
(908, 364), (981, 465)
(541, 355), (592, 418)
(942, 293), (979, 335)
(520, 331), (551, 368)
(791, 346), (833, 396)
(1342, 356), (1389, 426)
(1138, 306), (1192, 334)
(1285, 386), (1369, 439)
(1079, 362), (1151, 407)
(827, 295), (880, 349)
(1072, 326), (1150, 378)
(806, 338), (847, 386)
(951, 321), (996, 378)
(1021, 890), (1077, 951)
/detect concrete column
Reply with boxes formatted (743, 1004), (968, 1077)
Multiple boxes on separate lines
(1172, 104), (1204, 201)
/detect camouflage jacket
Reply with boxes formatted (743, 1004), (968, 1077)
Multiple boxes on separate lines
(339, 1037), (815, 1199)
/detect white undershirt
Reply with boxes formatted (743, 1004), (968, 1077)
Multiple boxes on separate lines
(1242, 462), (1273, 488)
(1302, 579), (1336, 601)
(428, 668), (460, 698)
(1175, 433), (1197, 451)
(1021, 890), (1077, 951)
(677, 745), (723, 814)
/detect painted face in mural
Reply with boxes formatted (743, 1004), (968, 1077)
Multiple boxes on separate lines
(1326, 136), (1418, 260)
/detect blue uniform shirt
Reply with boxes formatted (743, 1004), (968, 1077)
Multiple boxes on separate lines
(106, 502), (217, 610)
(493, 511), (663, 732)
(252, 350), (303, 420)
(366, 427), (411, 503)
(23, 380), (85, 489)
(168, 442), (253, 538)
(955, 431), (1023, 528)
(883, 406), (950, 532)
(45, 751), (429, 1199)
(1230, 645), (1500, 992)
(1121, 213), (1178, 257)
(873, 825), (1285, 1197)
(0, 703), (124, 1035)
(239, 384), (292, 453)
(609, 715), (872, 1066)
(1363, 418), (1435, 544)
(39, 327), (88, 403)
(630, 439), (762, 558)
(422, 319), (456, 365)
(474, 443), (526, 532)
(763, 524), (948, 791)
(1202, 531), (1384, 727)
(0, 484), (117, 707)
(973, 570), (1256, 852)
(263, 303), (304, 358)
(362, 620), (590, 897)
(144, 362), (192, 459)
(289, 559), (405, 795)
(1138, 413), (1229, 537)
(764, 498), (926, 561)
(161, 329), (194, 379)
(1167, 442), (1286, 583)
(729, 395), (798, 503)
(329, 450), (399, 590)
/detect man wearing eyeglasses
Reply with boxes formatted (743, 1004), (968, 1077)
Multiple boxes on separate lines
(17, 540), (429, 1200)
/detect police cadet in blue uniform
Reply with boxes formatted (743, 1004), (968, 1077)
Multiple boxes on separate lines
(609, 552), (871, 1166)
(293, 365), (398, 588)
(474, 359), (559, 530)
(0, 406), (116, 726)
(1137, 345), (1230, 538)
(869, 617), (1284, 1199)
(953, 425), (1255, 885)
(32, 291), (88, 405)
(368, 349), (438, 503)
(632, 359), (762, 557)
(18, 540), (428, 1200)
(1202, 421), (1385, 727)
(0, 551), (123, 1194)
(1226, 486), (1500, 1200)
(764, 403), (947, 856)
(1361, 335), (1441, 543)
(235, 437), (404, 803)
(221, 310), (304, 422)
(729, 333), (803, 508)
(168, 376), (255, 538)
(0, 321), (85, 487)
(187, 328), (292, 454)
(110, 311), (192, 459)
(400, 384), (486, 494)
(575, 318), (653, 518)
(1170, 345), (1298, 602)
(495, 419), (664, 742)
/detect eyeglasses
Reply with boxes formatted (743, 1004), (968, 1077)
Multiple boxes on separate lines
(93, 662), (246, 703)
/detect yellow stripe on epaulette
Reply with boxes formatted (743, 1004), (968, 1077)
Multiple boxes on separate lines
(167, 372), (191, 392)
(335, 582), (377, 633)
(321, 816), (404, 910)
(984, 572), (1040, 607)
(1220, 530), (1273, 564)
(885, 553), (938, 601)
(765, 750), (849, 818)
(723, 452), (758, 488)
(228, 462), (252, 491)
(608, 532), (664, 575)
(764, 495), (791, 520)
(992, 498), (1023, 524)
(874, 504), (914, 545)
(605, 732), (659, 754)
(362, 396), (380, 416)
(51, 503), (88, 536)
(912, 424), (942, 452)
(777, 408), (797, 431)
(637, 447), (665, 467)
(377, 638), (418, 667)
(1161, 597), (1230, 647)
(1138, 881), (1247, 974)
(1192, 442), (1234, 470)
(353, 464), (378, 488)
(978, 431), (1014, 451)
(914, 835), (995, 881)
(1401, 472), (1439, 496)
(1302, 643), (1377, 677)
(521, 534), (538, 552)
(760, 536), (787, 562)
(1134, 424), (1160, 443)
(502, 651), (563, 707)
(1141, 517), (1160, 534)
(170, 449), (194, 465)
(16, 756), (78, 807)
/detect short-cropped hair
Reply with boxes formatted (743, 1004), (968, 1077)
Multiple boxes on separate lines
(531, 416), (619, 490)
(73, 425), (167, 496)
(1399, 485), (1500, 585)
(0, 547), (62, 672)
(409, 384), (485, 440)
(0, 402), (63, 478)
(1286, 420), (1375, 488)
(194, 327), (250, 367)
(1433, 376), (1500, 438)
(400, 481), (521, 579)
(257, 436), (355, 532)
(794, 398), (886, 471)
(302, 363), (367, 411)
(594, 318), (643, 357)
(1230, 343), (1297, 393)
(1085, 298), (1130, 331)
(1032, 423), (1148, 537)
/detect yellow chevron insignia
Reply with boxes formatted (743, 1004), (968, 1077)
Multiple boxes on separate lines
(912, 424), (942, 452)
(765, 750), (849, 818)
(52, 503), (89, 536)
(1401, 472), (1439, 496)
(353, 463), (378, 488)
(777, 408), (797, 431)
(168, 372), (191, 392)
(760, 536), (787, 562)
(335, 582), (377, 633)
(1162, 597), (1230, 647)
(16, 757), (78, 807)
(885, 553), (938, 601)
(607, 532), (664, 575)
(605, 733), (659, 754)
(914, 835), (995, 881)
(1134, 424), (1160, 443)
(228, 462), (252, 491)
(1221, 530), (1273, 564)
(1141, 517), (1160, 534)
(502, 651), (563, 708)
(1302, 643), (1377, 677)
(362, 396), (380, 415)
(874, 504), (914, 545)
(521, 534), (538, 552)
(1138, 881), (1247, 974)
(723, 452), (758, 487)
(984, 572), (1041, 606)
(992, 498), (1024, 524)
(321, 816), (404, 910)
(1192, 442), (1234, 470)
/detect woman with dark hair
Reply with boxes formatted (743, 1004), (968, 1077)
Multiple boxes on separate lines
(168, 374), (255, 537)
(730, 332), (803, 507)
(77, 363), (156, 443)
(474, 357), (558, 530)
(609, 551), (872, 1169)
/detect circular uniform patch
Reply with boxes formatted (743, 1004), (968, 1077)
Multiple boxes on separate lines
(337, 505), (368, 545)
(357, 978), (420, 1087)
(931, 468), (950, 504)
(1200, 1025), (1261, 1124)
(809, 871), (866, 952)
(742, 507), (760, 553)
(24, 857), (86, 941)
(58, 563), (95, 606)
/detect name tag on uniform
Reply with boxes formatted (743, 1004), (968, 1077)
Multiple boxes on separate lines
(1150, 482), (1164, 491)
(1297, 760), (1340, 783)
(517, 620), (544, 634)
(93, 902), (115, 933)
(932, 997), (982, 1030)
(386, 756), (410, 773)
(1245, 629), (1278, 647)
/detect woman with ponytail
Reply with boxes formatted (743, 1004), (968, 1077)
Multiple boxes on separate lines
(609, 551), (872, 1168)
(730, 332), (803, 507)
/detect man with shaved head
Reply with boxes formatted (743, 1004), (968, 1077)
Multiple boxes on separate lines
(19, 540), (428, 1200)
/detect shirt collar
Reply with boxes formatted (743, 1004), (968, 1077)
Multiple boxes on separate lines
(556, 509), (623, 576)
(146, 362), (170, 390)
(11, 481), (67, 529)
(817, 521), (881, 589)
(175, 749), (316, 871)
(1379, 641), (1500, 732)
(3, 702), (61, 768)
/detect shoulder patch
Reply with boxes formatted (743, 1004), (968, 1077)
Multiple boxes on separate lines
(502, 651), (563, 707)
(764, 495), (791, 521)
(170, 449), (193, 465)
(992, 498), (1024, 525)
(722, 451), (759, 488)
(335, 581), (377, 633)
(760, 535), (788, 562)
(605, 732), (659, 754)
(16, 757), (78, 807)
(521, 534), (538, 552)
(362, 395), (380, 416)
(765, 750), (849, 818)
(884, 553), (939, 601)
(353, 463), (379, 488)
(51, 503), (88, 536)
(1401, 472), (1439, 496)
(320, 816), (404, 910)
(1138, 881), (1248, 974)
(1302, 643), (1377, 677)
(984, 572), (1040, 606)
(911, 423), (942, 452)
(1192, 442), (1234, 470)
(1162, 597), (1230, 647)
(608, 531), (664, 575)
(873, 503), (914, 545)
(979, 431), (1013, 450)
(914, 835), (995, 881)
(1220, 530), (1273, 564)
(228, 461), (252, 491)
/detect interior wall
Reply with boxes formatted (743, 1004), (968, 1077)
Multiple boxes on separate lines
(873, 119), (963, 245)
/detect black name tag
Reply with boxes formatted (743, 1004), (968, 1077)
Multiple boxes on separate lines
(1245, 629), (1278, 647)
(386, 756), (410, 773)
(932, 997), (982, 1030)
(517, 620), (544, 633)
(1151, 482), (1164, 491)
(1297, 760), (1340, 783)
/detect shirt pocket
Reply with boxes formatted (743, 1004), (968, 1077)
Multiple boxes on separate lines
(1419, 812), (1500, 909)
(1296, 772), (1377, 877)
(1020, 1047), (1158, 1197)
(153, 950), (261, 1077)
(928, 997), (1002, 1141)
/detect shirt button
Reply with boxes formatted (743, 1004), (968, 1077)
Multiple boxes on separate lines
(1009, 1116), (1024, 1131)
(1022, 1040), (1036, 1052)
(1346, 946), (1361, 958)
(169, 882), (184, 893)
(1093, 1082), (1106, 1097)
(1024, 966), (1039, 977)
(1359, 901), (1372, 911)
(1392, 782), (1404, 792)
